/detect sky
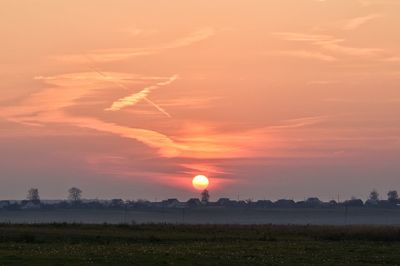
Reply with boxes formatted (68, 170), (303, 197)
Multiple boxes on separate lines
(1, 0), (400, 201)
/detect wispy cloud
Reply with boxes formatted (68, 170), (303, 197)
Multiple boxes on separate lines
(263, 50), (337, 62)
(179, 163), (230, 175)
(273, 32), (332, 42)
(356, 0), (400, 7)
(273, 32), (384, 59)
(382, 56), (400, 62)
(56, 28), (216, 63)
(308, 80), (341, 85)
(2, 72), (322, 160)
(56, 114), (186, 157)
(1, 74), (327, 160)
(321, 40), (383, 57)
(323, 98), (400, 104)
(265, 116), (326, 130)
(157, 96), (222, 108)
(341, 14), (383, 31)
(118, 27), (158, 37)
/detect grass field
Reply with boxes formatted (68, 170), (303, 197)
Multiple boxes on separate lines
(1, 224), (400, 265)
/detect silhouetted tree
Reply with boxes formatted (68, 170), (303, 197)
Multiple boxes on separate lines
(305, 197), (322, 208)
(387, 190), (399, 203)
(369, 189), (379, 201)
(201, 189), (210, 204)
(344, 198), (363, 207)
(27, 188), (40, 204)
(68, 187), (82, 202)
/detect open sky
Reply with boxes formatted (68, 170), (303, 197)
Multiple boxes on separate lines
(1, 0), (400, 201)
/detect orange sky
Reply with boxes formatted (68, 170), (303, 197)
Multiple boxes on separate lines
(1, 0), (400, 200)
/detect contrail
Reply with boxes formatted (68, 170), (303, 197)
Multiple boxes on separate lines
(85, 59), (174, 118)
(105, 74), (178, 116)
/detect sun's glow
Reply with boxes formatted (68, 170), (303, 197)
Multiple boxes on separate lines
(192, 175), (209, 190)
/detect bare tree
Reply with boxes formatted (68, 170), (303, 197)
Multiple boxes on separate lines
(387, 190), (399, 203)
(201, 189), (210, 204)
(68, 187), (82, 202)
(27, 188), (40, 203)
(369, 189), (379, 201)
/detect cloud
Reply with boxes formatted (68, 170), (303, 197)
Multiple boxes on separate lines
(263, 50), (337, 62)
(321, 40), (383, 57)
(1, 81), (326, 160)
(323, 98), (400, 104)
(383, 57), (400, 62)
(0, 69), (332, 164)
(308, 80), (341, 85)
(341, 14), (383, 31)
(273, 32), (332, 42)
(56, 28), (216, 63)
(0, 72), (183, 157)
(55, 114), (185, 157)
(179, 163), (231, 177)
(356, 0), (400, 7)
(161, 27), (215, 49)
(118, 27), (158, 37)
(274, 32), (384, 59)
(156, 96), (222, 108)
(266, 116), (326, 130)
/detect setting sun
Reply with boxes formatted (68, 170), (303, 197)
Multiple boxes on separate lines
(192, 175), (209, 191)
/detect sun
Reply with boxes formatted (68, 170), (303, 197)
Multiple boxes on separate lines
(192, 175), (209, 190)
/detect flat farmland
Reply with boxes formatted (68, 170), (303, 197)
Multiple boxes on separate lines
(1, 208), (400, 225)
(1, 224), (400, 265)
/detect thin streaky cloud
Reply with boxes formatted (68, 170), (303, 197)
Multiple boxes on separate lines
(357, 0), (400, 6)
(157, 97), (222, 108)
(323, 98), (400, 104)
(320, 40), (383, 57)
(274, 32), (384, 58)
(263, 50), (337, 62)
(161, 27), (215, 49)
(265, 116), (327, 130)
(341, 14), (383, 31)
(58, 115), (185, 157)
(273, 32), (333, 42)
(383, 57), (400, 62)
(56, 28), (216, 63)
(308, 80), (341, 85)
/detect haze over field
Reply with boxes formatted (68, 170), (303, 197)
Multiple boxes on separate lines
(0, 0), (400, 201)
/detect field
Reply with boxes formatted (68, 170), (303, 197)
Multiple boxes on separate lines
(2, 207), (400, 225)
(1, 224), (400, 265)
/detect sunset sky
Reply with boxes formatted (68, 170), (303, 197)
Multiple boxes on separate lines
(1, 0), (400, 201)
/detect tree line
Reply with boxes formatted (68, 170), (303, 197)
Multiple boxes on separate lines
(0, 188), (399, 210)
(26, 187), (82, 204)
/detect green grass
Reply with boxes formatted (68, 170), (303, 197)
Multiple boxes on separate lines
(1, 224), (400, 265)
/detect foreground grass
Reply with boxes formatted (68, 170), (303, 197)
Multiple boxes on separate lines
(1, 224), (400, 265)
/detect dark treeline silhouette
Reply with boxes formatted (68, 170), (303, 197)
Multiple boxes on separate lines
(1, 188), (400, 211)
